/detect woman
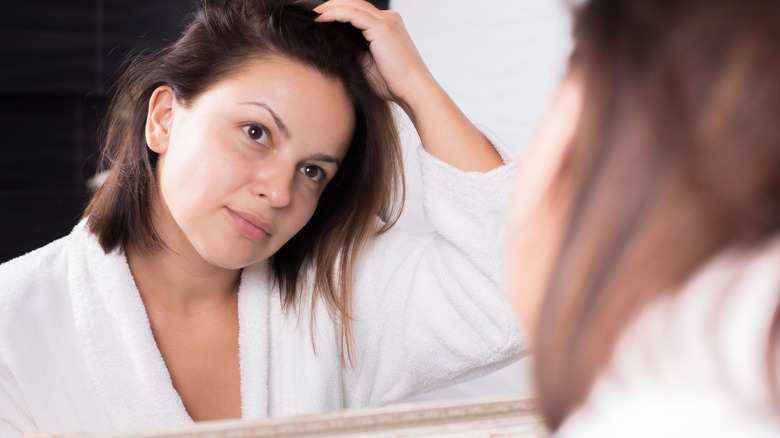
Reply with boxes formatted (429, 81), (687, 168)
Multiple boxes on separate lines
(0, 0), (522, 435)
(509, 0), (780, 435)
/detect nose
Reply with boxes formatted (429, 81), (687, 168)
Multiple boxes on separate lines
(252, 163), (293, 208)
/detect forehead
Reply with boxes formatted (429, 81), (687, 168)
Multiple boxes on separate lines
(195, 55), (356, 156)
(201, 56), (350, 108)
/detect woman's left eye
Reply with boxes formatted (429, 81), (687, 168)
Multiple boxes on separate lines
(242, 124), (269, 145)
(299, 165), (326, 183)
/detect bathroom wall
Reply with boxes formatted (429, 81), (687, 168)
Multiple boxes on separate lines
(0, 0), (194, 262)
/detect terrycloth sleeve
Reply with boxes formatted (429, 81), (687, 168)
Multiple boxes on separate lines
(0, 233), (120, 436)
(342, 126), (526, 407)
(0, 246), (57, 438)
(0, 356), (33, 438)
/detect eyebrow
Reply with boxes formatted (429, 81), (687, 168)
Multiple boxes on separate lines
(239, 101), (290, 139)
(310, 153), (342, 167)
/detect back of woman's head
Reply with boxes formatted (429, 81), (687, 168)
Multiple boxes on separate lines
(85, 0), (403, 360)
(534, 0), (780, 429)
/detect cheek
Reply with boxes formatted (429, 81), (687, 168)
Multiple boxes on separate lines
(506, 212), (528, 311)
(293, 192), (320, 229)
(158, 139), (237, 219)
(160, 152), (205, 205)
(276, 191), (321, 242)
(506, 79), (583, 344)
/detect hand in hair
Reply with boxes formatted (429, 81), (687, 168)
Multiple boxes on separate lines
(314, 0), (504, 173)
(314, 0), (431, 105)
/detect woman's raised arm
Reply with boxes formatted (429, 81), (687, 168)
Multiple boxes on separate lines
(314, 0), (504, 172)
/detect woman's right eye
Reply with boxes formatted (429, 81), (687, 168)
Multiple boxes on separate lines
(242, 123), (269, 146)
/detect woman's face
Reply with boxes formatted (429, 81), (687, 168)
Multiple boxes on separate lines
(146, 56), (355, 270)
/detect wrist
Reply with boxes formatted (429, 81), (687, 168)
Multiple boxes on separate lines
(395, 71), (441, 122)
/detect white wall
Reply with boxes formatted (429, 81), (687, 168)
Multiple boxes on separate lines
(389, 0), (573, 402)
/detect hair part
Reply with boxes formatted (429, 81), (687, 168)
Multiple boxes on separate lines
(534, 0), (780, 428)
(84, 0), (405, 364)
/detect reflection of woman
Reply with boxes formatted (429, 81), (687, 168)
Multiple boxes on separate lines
(0, 0), (522, 434)
(509, 0), (780, 435)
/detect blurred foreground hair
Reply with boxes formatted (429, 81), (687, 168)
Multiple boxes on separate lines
(534, 0), (780, 428)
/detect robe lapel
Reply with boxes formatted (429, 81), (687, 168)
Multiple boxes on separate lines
(67, 223), (192, 431)
(237, 262), (272, 419)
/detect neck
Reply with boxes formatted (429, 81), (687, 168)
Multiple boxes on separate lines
(127, 243), (241, 316)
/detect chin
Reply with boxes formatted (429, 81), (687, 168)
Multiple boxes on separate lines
(219, 255), (267, 270)
(199, 244), (268, 270)
(195, 225), (275, 264)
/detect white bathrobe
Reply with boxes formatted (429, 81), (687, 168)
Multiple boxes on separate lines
(0, 132), (524, 437)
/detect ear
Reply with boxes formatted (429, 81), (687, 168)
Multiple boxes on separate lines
(145, 85), (175, 154)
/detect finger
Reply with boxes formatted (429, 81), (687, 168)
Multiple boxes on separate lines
(63, 432), (88, 437)
(314, 0), (381, 17)
(314, 5), (383, 34)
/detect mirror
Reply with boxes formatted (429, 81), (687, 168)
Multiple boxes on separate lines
(0, 0), (571, 435)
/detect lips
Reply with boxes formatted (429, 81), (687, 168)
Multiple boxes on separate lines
(227, 208), (274, 242)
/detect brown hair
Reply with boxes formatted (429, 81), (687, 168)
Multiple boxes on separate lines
(532, 0), (780, 429)
(84, 0), (404, 363)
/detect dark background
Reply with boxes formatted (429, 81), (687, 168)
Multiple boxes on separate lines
(0, 0), (389, 263)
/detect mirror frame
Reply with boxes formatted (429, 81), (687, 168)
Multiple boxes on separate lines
(98, 394), (547, 438)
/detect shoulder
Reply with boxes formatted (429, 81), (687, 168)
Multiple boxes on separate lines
(0, 235), (70, 304)
(566, 234), (780, 436)
(0, 234), (73, 385)
(0, 236), (70, 290)
(611, 233), (780, 364)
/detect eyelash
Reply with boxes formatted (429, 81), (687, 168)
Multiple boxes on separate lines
(299, 165), (327, 184)
(241, 123), (329, 186)
(242, 123), (269, 146)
